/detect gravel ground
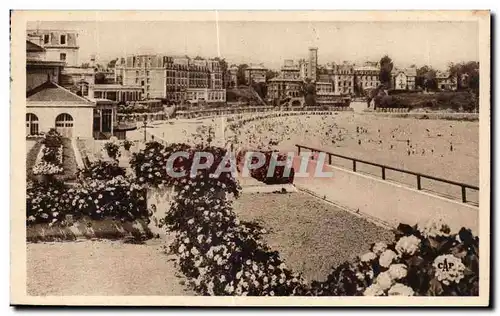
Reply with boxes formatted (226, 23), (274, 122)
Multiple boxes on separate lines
(232, 192), (394, 282)
(27, 239), (192, 296)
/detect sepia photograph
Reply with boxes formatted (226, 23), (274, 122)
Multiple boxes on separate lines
(10, 10), (490, 306)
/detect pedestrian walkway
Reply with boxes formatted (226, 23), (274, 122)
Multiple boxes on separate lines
(27, 239), (192, 296)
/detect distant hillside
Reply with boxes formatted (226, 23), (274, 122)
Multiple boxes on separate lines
(226, 86), (264, 105)
(375, 91), (478, 112)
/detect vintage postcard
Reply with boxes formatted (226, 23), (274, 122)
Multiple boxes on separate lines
(10, 10), (490, 306)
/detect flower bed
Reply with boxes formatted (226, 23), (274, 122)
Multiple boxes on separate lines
(32, 144), (63, 175)
(26, 174), (148, 226)
(32, 129), (64, 176)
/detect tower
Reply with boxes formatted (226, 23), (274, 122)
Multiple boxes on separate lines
(308, 47), (318, 82)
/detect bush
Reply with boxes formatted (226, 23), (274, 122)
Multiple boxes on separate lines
(26, 176), (148, 226)
(249, 151), (295, 185)
(77, 160), (126, 181)
(315, 219), (479, 296)
(163, 172), (309, 296)
(104, 142), (121, 159)
(129, 141), (240, 196)
(122, 139), (133, 151)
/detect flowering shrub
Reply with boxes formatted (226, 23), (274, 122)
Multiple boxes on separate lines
(130, 141), (240, 196)
(164, 174), (310, 296)
(248, 151), (295, 185)
(32, 145), (63, 175)
(33, 129), (64, 176)
(314, 219), (479, 296)
(26, 176), (148, 225)
(77, 160), (126, 181)
(104, 142), (121, 160)
(26, 180), (74, 225)
(122, 139), (133, 151)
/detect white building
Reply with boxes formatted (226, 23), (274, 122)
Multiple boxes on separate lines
(27, 29), (80, 67)
(26, 80), (95, 138)
(186, 88), (226, 104)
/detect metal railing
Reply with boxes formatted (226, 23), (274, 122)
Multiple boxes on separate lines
(295, 144), (479, 204)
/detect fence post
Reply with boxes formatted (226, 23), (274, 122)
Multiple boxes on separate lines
(297, 145), (301, 155)
(462, 186), (467, 203)
(381, 166), (386, 180)
(352, 160), (356, 172)
(328, 153), (332, 165)
(417, 175), (422, 190)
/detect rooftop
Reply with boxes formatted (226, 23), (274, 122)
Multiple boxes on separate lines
(91, 84), (143, 90)
(27, 81), (94, 105)
(26, 40), (44, 52)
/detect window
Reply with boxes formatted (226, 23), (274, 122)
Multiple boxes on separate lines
(59, 53), (66, 61)
(43, 34), (50, 44)
(26, 113), (39, 135)
(60, 34), (66, 45)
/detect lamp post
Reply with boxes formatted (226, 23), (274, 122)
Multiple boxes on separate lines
(143, 114), (147, 143)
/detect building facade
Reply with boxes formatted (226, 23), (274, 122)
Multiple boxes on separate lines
(330, 62), (355, 95)
(115, 54), (225, 104)
(354, 64), (380, 93)
(244, 64), (267, 84)
(267, 78), (303, 101)
(436, 71), (458, 91)
(27, 29), (80, 67)
(89, 84), (143, 102)
(27, 81), (95, 138)
(26, 40), (65, 92)
(391, 68), (417, 90)
(280, 59), (301, 80)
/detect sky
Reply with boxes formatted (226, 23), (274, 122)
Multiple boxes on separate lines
(27, 20), (479, 71)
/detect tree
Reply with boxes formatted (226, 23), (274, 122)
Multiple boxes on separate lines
(236, 64), (249, 86)
(416, 66), (437, 91)
(448, 61), (479, 93)
(379, 55), (394, 89)
(265, 70), (278, 81)
(302, 78), (316, 107)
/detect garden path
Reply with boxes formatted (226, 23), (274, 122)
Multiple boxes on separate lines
(27, 239), (193, 296)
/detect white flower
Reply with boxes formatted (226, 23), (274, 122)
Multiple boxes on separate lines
(356, 272), (365, 281)
(418, 217), (452, 238)
(379, 249), (398, 268)
(190, 247), (199, 255)
(376, 271), (394, 290)
(388, 283), (414, 296)
(388, 264), (408, 280)
(433, 254), (466, 285)
(236, 271), (243, 279)
(224, 283), (234, 293)
(187, 218), (195, 225)
(372, 242), (388, 255)
(360, 251), (377, 262)
(363, 283), (384, 296)
(395, 235), (421, 256)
